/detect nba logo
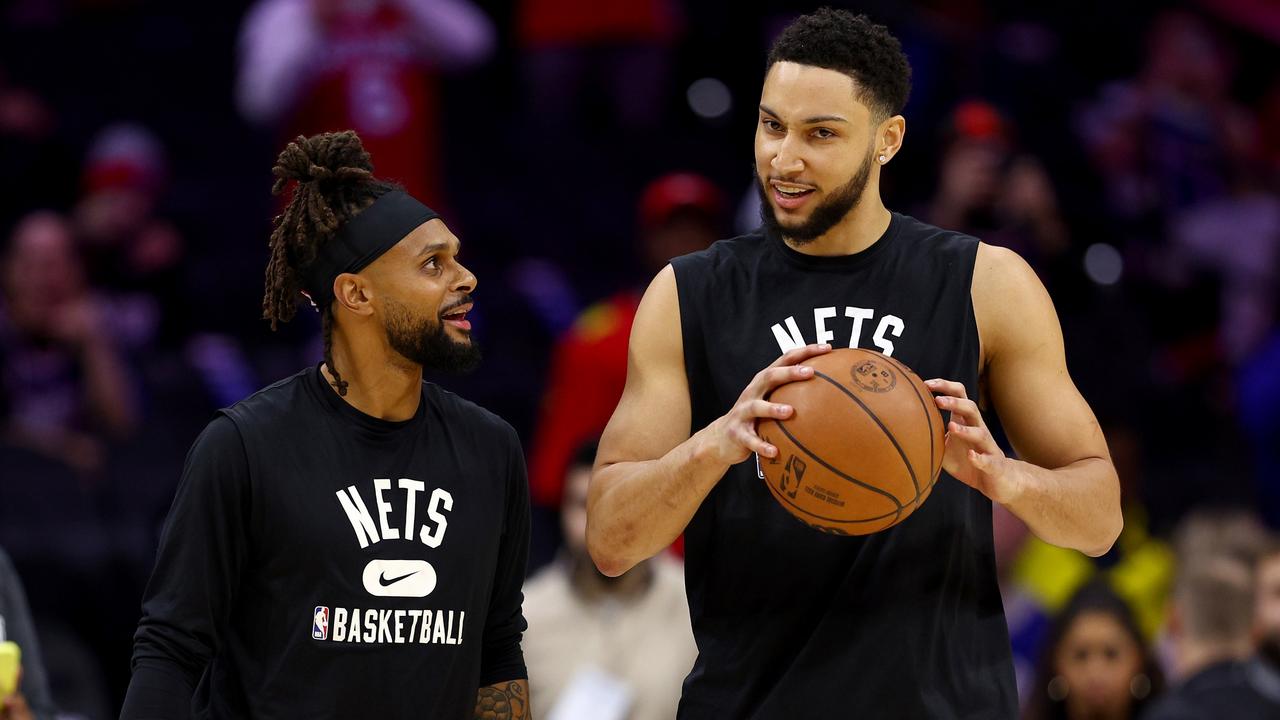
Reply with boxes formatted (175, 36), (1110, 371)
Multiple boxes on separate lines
(312, 606), (329, 640)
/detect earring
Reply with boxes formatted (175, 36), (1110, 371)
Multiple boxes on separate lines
(1129, 673), (1151, 700)
(878, 154), (887, 163)
(1047, 675), (1069, 701)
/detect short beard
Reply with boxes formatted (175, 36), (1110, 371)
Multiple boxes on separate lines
(384, 296), (482, 374)
(757, 149), (874, 244)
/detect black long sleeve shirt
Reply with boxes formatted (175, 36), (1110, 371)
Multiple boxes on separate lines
(121, 367), (529, 720)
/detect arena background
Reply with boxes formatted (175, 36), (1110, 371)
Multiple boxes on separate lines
(1, 0), (1278, 717)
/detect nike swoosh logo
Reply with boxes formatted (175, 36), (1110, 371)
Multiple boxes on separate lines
(362, 559), (435, 597)
(379, 570), (418, 586)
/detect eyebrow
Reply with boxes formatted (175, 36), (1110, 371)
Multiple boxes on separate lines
(759, 104), (849, 125)
(416, 240), (454, 257)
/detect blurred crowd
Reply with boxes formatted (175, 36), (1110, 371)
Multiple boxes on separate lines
(0, 0), (1278, 718)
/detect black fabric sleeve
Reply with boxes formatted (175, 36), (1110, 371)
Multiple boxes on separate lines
(120, 415), (251, 720)
(477, 425), (530, 687)
(0, 547), (58, 720)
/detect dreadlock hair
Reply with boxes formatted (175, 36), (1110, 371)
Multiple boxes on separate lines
(262, 130), (400, 397)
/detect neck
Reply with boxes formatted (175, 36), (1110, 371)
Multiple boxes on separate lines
(1176, 639), (1251, 679)
(784, 191), (892, 257)
(323, 323), (423, 422)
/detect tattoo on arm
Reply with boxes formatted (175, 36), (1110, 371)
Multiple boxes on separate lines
(474, 679), (531, 720)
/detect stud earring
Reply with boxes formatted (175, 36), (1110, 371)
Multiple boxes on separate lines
(878, 154), (887, 163)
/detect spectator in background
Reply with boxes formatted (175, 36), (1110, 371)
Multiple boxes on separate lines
(1076, 9), (1247, 231)
(1026, 580), (1164, 720)
(527, 172), (723, 512)
(235, 0), (494, 207)
(517, 0), (680, 135)
(1141, 556), (1279, 719)
(0, 546), (56, 720)
(1252, 540), (1280, 703)
(925, 99), (1069, 273)
(522, 440), (696, 720)
(0, 211), (137, 473)
(1171, 507), (1269, 567)
(73, 123), (185, 350)
(0, 65), (74, 235)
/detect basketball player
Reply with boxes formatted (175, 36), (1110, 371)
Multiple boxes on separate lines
(588, 10), (1122, 718)
(120, 132), (531, 720)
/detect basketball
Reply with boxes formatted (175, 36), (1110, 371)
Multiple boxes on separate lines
(758, 348), (945, 535)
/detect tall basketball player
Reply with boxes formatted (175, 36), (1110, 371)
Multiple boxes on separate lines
(588, 10), (1122, 718)
(120, 132), (531, 720)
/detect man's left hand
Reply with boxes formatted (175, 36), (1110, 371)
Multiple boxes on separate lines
(925, 378), (1023, 505)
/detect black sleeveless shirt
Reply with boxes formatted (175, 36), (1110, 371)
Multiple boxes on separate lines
(670, 213), (1017, 719)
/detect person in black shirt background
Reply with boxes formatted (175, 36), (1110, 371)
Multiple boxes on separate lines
(119, 131), (531, 720)
(588, 9), (1122, 718)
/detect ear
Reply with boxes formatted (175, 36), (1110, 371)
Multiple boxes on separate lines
(332, 272), (374, 317)
(876, 115), (906, 164)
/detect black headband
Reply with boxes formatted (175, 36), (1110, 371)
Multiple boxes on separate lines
(300, 190), (439, 308)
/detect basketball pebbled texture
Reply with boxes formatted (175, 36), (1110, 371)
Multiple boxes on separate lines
(758, 348), (945, 535)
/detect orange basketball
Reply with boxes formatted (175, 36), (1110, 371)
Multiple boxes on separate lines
(758, 348), (945, 535)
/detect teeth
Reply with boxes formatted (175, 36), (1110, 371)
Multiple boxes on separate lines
(775, 186), (809, 196)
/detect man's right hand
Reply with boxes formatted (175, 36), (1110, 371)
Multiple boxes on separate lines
(702, 343), (831, 466)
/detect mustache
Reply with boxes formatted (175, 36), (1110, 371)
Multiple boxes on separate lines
(765, 175), (819, 190)
(439, 294), (474, 316)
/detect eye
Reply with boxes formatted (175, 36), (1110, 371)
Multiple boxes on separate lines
(422, 256), (441, 273)
(813, 127), (835, 139)
(761, 118), (783, 132)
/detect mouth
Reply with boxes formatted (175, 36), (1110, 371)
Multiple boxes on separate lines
(440, 303), (472, 332)
(770, 180), (816, 211)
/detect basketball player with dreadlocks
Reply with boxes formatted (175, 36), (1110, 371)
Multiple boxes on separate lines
(120, 131), (532, 720)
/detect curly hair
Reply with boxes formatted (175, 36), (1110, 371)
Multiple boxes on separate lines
(262, 130), (399, 396)
(766, 8), (912, 119)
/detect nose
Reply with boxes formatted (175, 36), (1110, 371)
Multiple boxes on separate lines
(453, 261), (477, 295)
(771, 132), (804, 176)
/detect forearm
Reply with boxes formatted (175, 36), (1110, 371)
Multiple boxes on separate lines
(588, 425), (730, 576)
(1003, 456), (1122, 557)
(119, 660), (196, 720)
(474, 678), (530, 720)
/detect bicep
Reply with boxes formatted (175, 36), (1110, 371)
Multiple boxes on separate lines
(976, 245), (1110, 468)
(594, 265), (692, 471)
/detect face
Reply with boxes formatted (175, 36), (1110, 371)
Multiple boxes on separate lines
(359, 219), (480, 373)
(1255, 554), (1280, 660)
(2, 213), (85, 333)
(1055, 612), (1144, 717)
(754, 62), (883, 244)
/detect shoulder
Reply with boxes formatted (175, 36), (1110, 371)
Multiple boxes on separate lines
(973, 241), (1053, 316)
(671, 231), (768, 276)
(894, 212), (980, 254)
(218, 367), (315, 433)
(973, 242), (1041, 294)
(425, 383), (520, 448)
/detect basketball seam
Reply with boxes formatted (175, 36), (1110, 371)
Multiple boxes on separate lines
(813, 369), (921, 498)
(876, 353), (940, 495)
(771, 419), (904, 520)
